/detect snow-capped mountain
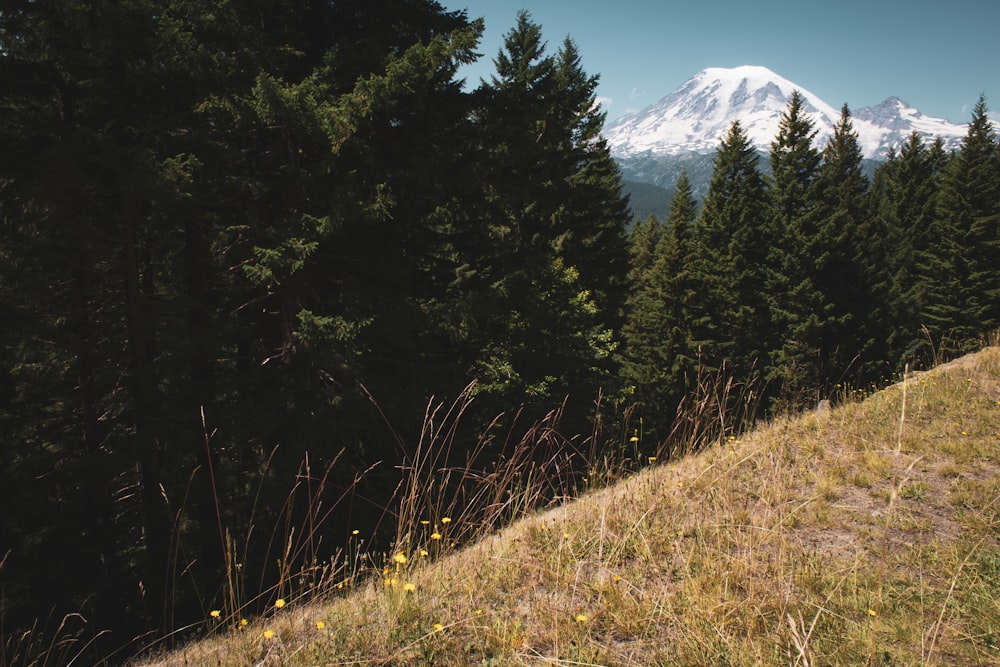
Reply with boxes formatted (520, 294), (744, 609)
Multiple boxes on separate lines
(850, 96), (967, 158)
(605, 65), (966, 161)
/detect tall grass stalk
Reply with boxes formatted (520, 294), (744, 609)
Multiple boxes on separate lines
(29, 345), (1000, 666)
(381, 382), (593, 557)
(658, 363), (761, 461)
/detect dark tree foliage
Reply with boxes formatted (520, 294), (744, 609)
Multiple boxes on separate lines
(0, 0), (486, 654)
(624, 214), (667, 284)
(689, 121), (774, 384)
(922, 95), (1000, 351)
(469, 10), (629, 411)
(807, 104), (881, 387)
(870, 133), (949, 365)
(0, 3), (636, 659)
(767, 91), (827, 405)
(621, 172), (699, 434)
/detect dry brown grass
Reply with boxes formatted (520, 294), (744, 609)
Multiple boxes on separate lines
(133, 347), (1000, 666)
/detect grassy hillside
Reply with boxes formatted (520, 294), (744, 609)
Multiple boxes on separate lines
(135, 348), (1000, 666)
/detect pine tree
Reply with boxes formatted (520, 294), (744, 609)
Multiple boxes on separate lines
(619, 213), (666, 404)
(809, 104), (879, 386)
(767, 91), (825, 405)
(625, 215), (667, 285)
(470, 11), (629, 410)
(621, 173), (700, 432)
(923, 95), (1000, 351)
(0, 0), (487, 650)
(549, 37), (632, 318)
(870, 133), (947, 366)
(690, 121), (773, 387)
(0, 0), (205, 634)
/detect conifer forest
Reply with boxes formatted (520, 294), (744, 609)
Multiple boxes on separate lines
(1, 2), (998, 661)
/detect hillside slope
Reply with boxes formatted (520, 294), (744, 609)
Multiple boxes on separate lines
(137, 348), (1000, 666)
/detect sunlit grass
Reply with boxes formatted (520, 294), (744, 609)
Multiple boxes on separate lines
(125, 346), (1000, 665)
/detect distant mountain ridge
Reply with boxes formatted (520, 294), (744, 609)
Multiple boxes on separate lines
(607, 66), (969, 217)
(605, 65), (967, 160)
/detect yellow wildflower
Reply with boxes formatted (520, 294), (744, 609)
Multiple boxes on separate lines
(575, 613), (588, 623)
(209, 609), (221, 618)
(316, 620), (326, 630)
(403, 582), (416, 593)
(274, 598), (286, 609)
(263, 629), (276, 639)
(433, 623), (444, 632)
(393, 552), (408, 565)
(441, 517), (452, 524)
(431, 531), (442, 540)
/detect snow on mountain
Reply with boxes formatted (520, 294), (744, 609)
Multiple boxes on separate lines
(604, 66), (966, 160)
(850, 96), (966, 157)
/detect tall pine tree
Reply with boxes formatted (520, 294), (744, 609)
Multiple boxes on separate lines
(621, 172), (699, 435)
(690, 121), (773, 388)
(808, 104), (879, 386)
(470, 11), (629, 411)
(0, 0), (487, 650)
(767, 91), (825, 405)
(870, 133), (948, 366)
(923, 95), (1000, 351)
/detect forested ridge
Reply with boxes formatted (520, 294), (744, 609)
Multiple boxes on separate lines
(0, 2), (997, 663)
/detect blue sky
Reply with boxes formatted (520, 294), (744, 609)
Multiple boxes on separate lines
(448, 0), (999, 125)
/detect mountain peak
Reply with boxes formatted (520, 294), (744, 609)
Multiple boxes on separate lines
(605, 66), (966, 160)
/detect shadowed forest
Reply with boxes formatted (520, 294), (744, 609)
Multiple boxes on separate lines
(1, 1), (997, 663)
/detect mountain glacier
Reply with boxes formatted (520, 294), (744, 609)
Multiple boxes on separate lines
(604, 65), (967, 161)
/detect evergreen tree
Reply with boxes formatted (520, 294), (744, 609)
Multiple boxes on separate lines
(923, 95), (1000, 351)
(809, 104), (879, 386)
(549, 37), (632, 317)
(619, 213), (666, 411)
(625, 214), (667, 285)
(471, 11), (629, 410)
(690, 121), (773, 387)
(0, 0), (486, 650)
(0, 0), (218, 635)
(870, 133), (947, 366)
(767, 91), (825, 405)
(621, 172), (699, 433)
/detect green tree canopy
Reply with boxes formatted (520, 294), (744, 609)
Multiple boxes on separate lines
(690, 121), (774, 383)
(807, 104), (880, 387)
(767, 91), (825, 405)
(923, 95), (1000, 350)
(469, 10), (629, 410)
(621, 172), (699, 435)
(870, 132), (948, 365)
